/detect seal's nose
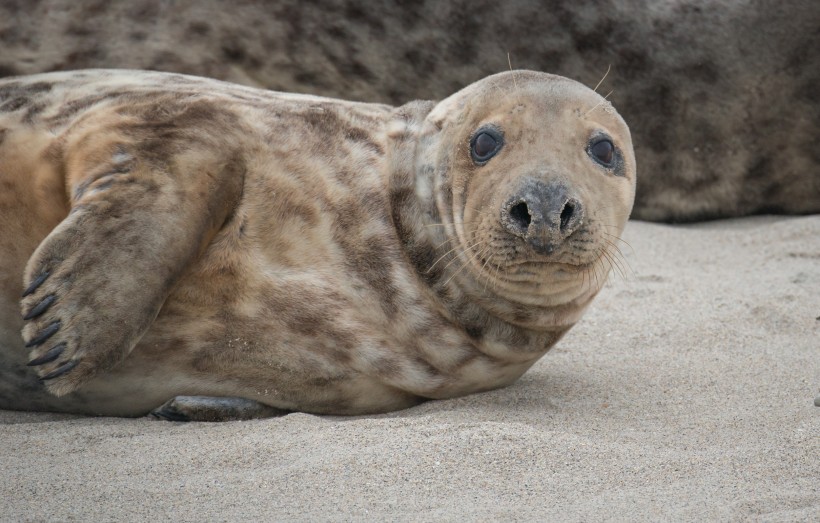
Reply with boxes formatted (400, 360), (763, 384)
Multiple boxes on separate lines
(501, 179), (584, 255)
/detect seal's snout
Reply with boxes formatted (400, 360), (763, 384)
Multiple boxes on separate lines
(501, 179), (584, 255)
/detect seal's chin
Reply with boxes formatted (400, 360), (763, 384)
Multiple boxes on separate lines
(547, 256), (602, 273)
(458, 217), (615, 307)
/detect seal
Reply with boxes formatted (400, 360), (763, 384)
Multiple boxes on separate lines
(0, 69), (635, 420)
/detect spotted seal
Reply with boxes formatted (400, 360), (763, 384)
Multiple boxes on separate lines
(0, 69), (635, 419)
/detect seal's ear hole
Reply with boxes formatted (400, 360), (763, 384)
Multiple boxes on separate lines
(589, 138), (614, 167)
(470, 127), (504, 164)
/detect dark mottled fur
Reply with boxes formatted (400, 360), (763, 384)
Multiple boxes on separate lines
(0, 0), (815, 221)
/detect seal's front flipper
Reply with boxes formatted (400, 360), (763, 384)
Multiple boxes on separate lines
(21, 138), (244, 396)
(150, 396), (289, 422)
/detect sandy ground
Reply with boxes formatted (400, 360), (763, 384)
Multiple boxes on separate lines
(2, 216), (818, 521)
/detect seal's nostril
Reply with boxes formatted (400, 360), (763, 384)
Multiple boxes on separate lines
(560, 201), (575, 232)
(510, 202), (531, 229)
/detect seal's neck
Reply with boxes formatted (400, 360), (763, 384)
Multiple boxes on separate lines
(386, 103), (599, 340)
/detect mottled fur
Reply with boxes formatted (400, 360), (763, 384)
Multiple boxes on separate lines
(0, 69), (634, 416)
(0, 0), (815, 221)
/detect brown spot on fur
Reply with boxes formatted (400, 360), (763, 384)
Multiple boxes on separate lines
(301, 106), (345, 137)
(372, 355), (401, 377)
(412, 355), (441, 379)
(464, 323), (485, 341)
(72, 163), (140, 202)
(53, 49), (107, 71)
(330, 190), (401, 316)
(640, 88), (673, 153)
(571, 19), (616, 53)
(0, 81), (53, 98)
(0, 64), (18, 78)
(275, 298), (333, 337)
(504, 327), (531, 349)
(221, 40), (247, 63)
(389, 186), (416, 245)
(404, 49), (435, 71)
(1, 97), (30, 112)
(148, 51), (186, 73)
(261, 289), (356, 365)
(339, 59), (374, 82)
(344, 3), (386, 35)
(66, 23), (93, 37)
(357, 236), (400, 316)
(618, 48), (650, 78)
(126, 1), (159, 20)
(746, 157), (772, 181)
(118, 97), (245, 166)
(345, 126), (385, 155)
(187, 21), (211, 36)
(389, 186), (443, 285)
(683, 62), (719, 84)
(0, 81), (54, 116)
(293, 71), (329, 90)
(22, 102), (47, 124)
(41, 140), (65, 165)
(47, 94), (112, 126)
(284, 197), (320, 228)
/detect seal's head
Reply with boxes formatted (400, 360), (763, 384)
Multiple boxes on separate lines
(394, 70), (636, 330)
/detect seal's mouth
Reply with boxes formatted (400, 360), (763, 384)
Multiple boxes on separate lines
(490, 250), (604, 278)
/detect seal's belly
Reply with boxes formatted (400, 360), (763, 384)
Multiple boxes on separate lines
(116, 260), (515, 415)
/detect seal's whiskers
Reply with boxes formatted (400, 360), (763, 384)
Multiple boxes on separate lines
(428, 238), (486, 273)
(592, 64), (612, 93)
(443, 242), (491, 287)
(506, 53), (524, 107)
(584, 89), (614, 117)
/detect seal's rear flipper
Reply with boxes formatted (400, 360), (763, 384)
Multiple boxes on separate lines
(20, 120), (245, 397)
(150, 396), (289, 422)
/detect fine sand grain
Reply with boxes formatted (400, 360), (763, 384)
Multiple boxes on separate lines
(2, 216), (818, 521)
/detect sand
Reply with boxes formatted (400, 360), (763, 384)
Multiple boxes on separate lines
(2, 216), (818, 521)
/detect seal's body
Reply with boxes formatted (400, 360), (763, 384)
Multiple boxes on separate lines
(0, 70), (635, 417)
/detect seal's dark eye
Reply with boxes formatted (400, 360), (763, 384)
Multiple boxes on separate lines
(470, 128), (503, 164)
(473, 133), (497, 158)
(589, 139), (614, 166)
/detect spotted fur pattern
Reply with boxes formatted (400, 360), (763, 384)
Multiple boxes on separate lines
(0, 0), (815, 222)
(0, 69), (634, 416)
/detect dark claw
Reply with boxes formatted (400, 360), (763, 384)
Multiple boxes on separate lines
(27, 342), (66, 366)
(25, 320), (61, 347)
(22, 271), (50, 297)
(39, 359), (79, 381)
(23, 294), (56, 320)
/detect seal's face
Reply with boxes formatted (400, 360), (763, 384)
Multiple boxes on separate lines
(420, 71), (636, 315)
